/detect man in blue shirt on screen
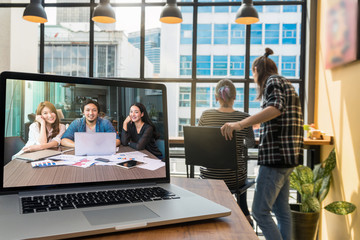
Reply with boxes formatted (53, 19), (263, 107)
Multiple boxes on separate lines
(61, 99), (120, 148)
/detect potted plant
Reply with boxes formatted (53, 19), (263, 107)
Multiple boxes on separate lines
(289, 148), (356, 240)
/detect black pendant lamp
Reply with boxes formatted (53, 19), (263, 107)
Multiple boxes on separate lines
(235, 0), (259, 25)
(160, 0), (183, 24)
(23, 0), (48, 24)
(92, 0), (116, 24)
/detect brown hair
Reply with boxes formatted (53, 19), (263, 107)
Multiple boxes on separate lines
(215, 79), (236, 107)
(252, 48), (278, 100)
(35, 101), (60, 141)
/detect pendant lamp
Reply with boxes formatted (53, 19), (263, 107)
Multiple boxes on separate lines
(160, 0), (183, 24)
(23, 0), (48, 24)
(235, 0), (259, 25)
(92, 0), (116, 24)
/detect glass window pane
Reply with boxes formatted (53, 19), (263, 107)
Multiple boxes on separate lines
(250, 5), (302, 79)
(196, 82), (245, 119)
(44, 7), (90, 76)
(165, 83), (191, 137)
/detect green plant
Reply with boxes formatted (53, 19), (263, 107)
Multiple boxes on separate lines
(290, 148), (356, 215)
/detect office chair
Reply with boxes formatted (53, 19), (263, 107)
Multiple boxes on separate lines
(183, 126), (255, 204)
(155, 139), (165, 159)
(4, 136), (25, 166)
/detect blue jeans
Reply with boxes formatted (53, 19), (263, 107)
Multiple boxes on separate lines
(252, 166), (294, 240)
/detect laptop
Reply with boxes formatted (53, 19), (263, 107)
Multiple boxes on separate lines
(16, 149), (63, 162)
(0, 71), (230, 239)
(75, 132), (116, 156)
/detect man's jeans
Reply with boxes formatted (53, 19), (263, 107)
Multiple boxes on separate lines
(252, 166), (294, 240)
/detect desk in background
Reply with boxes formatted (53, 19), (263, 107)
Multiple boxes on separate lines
(169, 136), (334, 169)
(80, 177), (258, 240)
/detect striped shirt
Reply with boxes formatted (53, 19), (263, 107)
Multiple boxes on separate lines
(198, 109), (255, 190)
(259, 75), (304, 167)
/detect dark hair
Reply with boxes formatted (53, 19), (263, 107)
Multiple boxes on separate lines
(215, 79), (236, 107)
(132, 102), (160, 139)
(252, 48), (278, 100)
(35, 101), (60, 140)
(81, 99), (100, 113)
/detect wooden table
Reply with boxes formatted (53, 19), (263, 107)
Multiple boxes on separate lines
(79, 177), (258, 240)
(4, 146), (165, 188)
(169, 136), (334, 169)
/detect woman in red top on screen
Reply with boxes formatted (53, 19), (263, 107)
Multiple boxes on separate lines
(121, 103), (162, 159)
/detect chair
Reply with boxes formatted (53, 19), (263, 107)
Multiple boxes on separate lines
(4, 136), (25, 166)
(183, 126), (255, 204)
(155, 139), (165, 159)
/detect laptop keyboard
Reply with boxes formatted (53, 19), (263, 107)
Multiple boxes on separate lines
(21, 187), (180, 214)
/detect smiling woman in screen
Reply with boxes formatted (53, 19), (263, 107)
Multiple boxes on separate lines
(19, 101), (66, 154)
(121, 103), (162, 159)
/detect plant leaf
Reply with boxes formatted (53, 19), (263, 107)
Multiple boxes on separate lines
(318, 175), (331, 202)
(297, 165), (314, 184)
(306, 196), (321, 212)
(313, 163), (322, 181)
(323, 149), (336, 177)
(301, 183), (314, 195)
(313, 178), (323, 197)
(290, 171), (302, 193)
(325, 201), (356, 215)
(301, 201), (311, 212)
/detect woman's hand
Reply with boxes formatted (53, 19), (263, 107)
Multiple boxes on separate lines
(22, 145), (43, 152)
(35, 115), (46, 125)
(123, 115), (132, 131)
(221, 122), (243, 141)
(124, 115), (132, 124)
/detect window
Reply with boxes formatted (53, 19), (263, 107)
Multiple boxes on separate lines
(179, 87), (191, 107)
(181, 24), (193, 44)
(265, 0), (280, 12)
(197, 24), (212, 44)
(214, 0), (229, 13)
(214, 24), (228, 44)
(196, 87), (211, 107)
(213, 55), (228, 76)
(251, 24), (262, 44)
(230, 56), (245, 77)
(282, 24), (297, 44)
(231, 24), (245, 44)
(1, 0), (306, 148)
(265, 24), (280, 44)
(281, 56), (297, 77)
(178, 118), (190, 137)
(283, 0), (297, 12)
(180, 55), (192, 76)
(196, 55), (211, 76)
(234, 87), (244, 109)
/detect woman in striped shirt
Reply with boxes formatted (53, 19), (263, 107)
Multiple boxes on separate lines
(198, 79), (255, 226)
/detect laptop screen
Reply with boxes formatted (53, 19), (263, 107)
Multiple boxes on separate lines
(0, 71), (169, 191)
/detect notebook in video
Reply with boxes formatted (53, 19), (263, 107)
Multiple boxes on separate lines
(0, 71), (230, 240)
(75, 132), (116, 156)
(16, 149), (63, 162)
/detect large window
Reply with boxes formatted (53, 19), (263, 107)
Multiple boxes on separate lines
(1, 0), (306, 139)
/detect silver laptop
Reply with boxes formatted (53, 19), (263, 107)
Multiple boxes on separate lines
(75, 132), (116, 156)
(0, 71), (230, 240)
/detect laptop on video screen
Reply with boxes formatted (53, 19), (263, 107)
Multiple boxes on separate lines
(0, 71), (230, 239)
(75, 132), (116, 156)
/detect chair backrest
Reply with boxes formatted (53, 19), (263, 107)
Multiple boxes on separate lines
(184, 126), (238, 171)
(4, 136), (25, 166)
(155, 139), (165, 159)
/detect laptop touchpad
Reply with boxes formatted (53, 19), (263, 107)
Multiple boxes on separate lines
(82, 205), (159, 226)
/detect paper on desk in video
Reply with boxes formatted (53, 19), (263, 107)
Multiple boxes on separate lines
(137, 157), (165, 171)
